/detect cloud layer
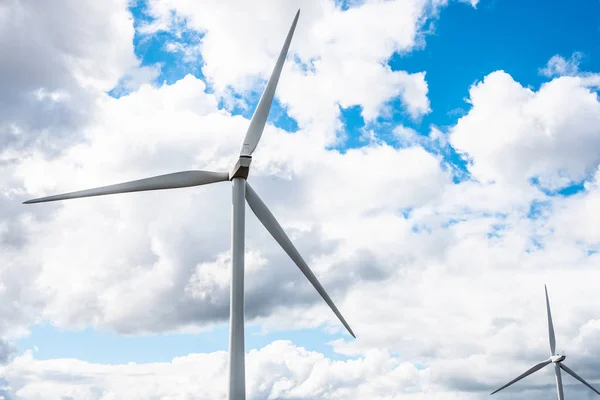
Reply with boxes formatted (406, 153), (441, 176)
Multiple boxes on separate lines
(1, 0), (600, 399)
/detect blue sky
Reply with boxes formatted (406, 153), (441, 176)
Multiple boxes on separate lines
(17, 324), (351, 363)
(16, 0), (600, 367)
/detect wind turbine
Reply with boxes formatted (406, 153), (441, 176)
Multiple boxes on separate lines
(490, 285), (599, 399)
(23, 9), (355, 400)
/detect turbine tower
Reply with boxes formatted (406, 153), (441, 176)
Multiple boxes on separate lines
(23, 10), (355, 400)
(490, 285), (599, 399)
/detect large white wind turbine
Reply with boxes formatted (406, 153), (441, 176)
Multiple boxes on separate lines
(23, 9), (355, 400)
(490, 285), (599, 399)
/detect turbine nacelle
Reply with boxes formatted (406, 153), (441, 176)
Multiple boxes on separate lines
(550, 354), (566, 363)
(230, 156), (252, 180)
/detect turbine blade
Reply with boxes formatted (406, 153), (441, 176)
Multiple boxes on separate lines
(23, 170), (229, 204)
(239, 9), (300, 157)
(560, 363), (600, 395)
(490, 360), (552, 395)
(545, 284), (557, 355)
(245, 182), (355, 338)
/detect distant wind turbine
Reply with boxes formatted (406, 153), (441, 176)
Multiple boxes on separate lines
(23, 9), (355, 400)
(490, 285), (599, 399)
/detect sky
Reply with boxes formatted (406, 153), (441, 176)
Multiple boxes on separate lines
(1, 0), (600, 398)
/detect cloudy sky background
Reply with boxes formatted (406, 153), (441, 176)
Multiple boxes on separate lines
(1, 0), (600, 398)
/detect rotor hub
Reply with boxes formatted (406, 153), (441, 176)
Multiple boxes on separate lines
(550, 354), (566, 363)
(230, 156), (252, 180)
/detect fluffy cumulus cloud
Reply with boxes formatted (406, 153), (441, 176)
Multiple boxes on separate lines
(2, 0), (600, 399)
(0, 341), (477, 400)
(0, 0), (149, 156)
(10, 72), (448, 336)
(540, 51), (584, 78)
(449, 70), (600, 190)
(0, 0), (156, 345)
(140, 0), (438, 134)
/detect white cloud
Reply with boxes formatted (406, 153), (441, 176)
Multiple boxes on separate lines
(449, 70), (600, 190)
(2, 339), (599, 399)
(393, 125), (420, 146)
(461, 0), (479, 7)
(547, 166), (600, 245)
(9, 75), (449, 335)
(0, 0), (153, 158)
(540, 51), (584, 78)
(140, 0), (447, 135)
(0, 341), (464, 400)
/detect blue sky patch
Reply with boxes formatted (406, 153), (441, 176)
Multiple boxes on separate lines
(17, 323), (353, 364)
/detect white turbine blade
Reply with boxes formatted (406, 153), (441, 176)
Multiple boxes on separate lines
(23, 170), (229, 204)
(490, 360), (552, 395)
(560, 363), (600, 395)
(245, 182), (355, 338)
(239, 9), (300, 157)
(545, 284), (557, 355)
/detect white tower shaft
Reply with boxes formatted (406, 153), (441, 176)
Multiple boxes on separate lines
(229, 177), (246, 400)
